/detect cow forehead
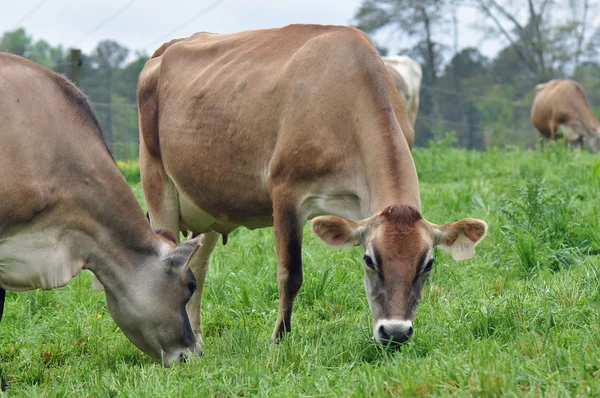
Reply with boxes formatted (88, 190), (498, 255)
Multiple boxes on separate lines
(371, 217), (432, 262)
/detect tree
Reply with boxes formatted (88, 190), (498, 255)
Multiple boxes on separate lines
(470, 0), (599, 81)
(0, 28), (31, 57)
(354, 0), (452, 143)
(84, 40), (130, 151)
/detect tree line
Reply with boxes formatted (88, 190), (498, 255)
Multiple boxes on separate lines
(2, 0), (600, 155)
(0, 28), (146, 159)
(355, 0), (600, 149)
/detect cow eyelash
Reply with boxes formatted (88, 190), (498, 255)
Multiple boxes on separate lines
(423, 258), (435, 273)
(364, 254), (376, 270)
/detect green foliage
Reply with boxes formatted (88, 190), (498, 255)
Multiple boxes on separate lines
(501, 177), (579, 274)
(2, 147), (600, 396)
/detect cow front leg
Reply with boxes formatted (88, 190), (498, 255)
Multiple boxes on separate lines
(0, 288), (5, 322)
(186, 231), (219, 343)
(576, 136), (583, 151)
(1, 288), (6, 391)
(271, 199), (304, 341)
(0, 369), (6, 391)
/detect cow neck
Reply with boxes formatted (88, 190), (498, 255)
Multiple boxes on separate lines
(75, 159), (163, 281)
(359, 122), (422, 219)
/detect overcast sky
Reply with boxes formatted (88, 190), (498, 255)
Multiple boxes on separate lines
(0, 0), (501, 58)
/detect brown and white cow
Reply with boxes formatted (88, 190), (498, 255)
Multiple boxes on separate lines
(0, 53), (201, 367)
(531, 79), (600, 151)
(382, 56), (423, 125)
(138, 25), (487, 347)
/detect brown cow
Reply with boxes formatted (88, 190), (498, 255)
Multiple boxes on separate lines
(138, 25), (488, 347)
(531, 79), (600, 151)
(0, 53), (202, 367)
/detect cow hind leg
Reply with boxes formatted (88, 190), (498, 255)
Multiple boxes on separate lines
(0, 288), (6, 391)
(186, 231), (219, 343)
(271, 196), (304, 341)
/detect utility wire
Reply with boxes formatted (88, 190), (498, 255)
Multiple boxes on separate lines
(72, 0), (140, 47)
(52, 0), (76, 22)
(147, 0), (225, 50)
(16, 0), (50, 26)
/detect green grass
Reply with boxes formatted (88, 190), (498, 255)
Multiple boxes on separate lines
(2, 141), (600, 396)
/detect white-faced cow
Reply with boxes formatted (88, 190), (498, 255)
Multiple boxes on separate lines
(138, 25), (488, 347)
(0, 53), (202, 369)
(531, 79), (600, 151)
(382, 56), (423, 125)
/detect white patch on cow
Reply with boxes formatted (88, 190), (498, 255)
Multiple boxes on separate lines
(178, 193), (216, 233)
(558, 124), (580, 141)
(300, 191), (363, 223)
(0, 226), (84, 291)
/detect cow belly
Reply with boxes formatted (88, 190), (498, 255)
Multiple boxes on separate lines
(178, 190), (274, 234)
(179, 193), (217, 233)
(0, 227), (83, 291)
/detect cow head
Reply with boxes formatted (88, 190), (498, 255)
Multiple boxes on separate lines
(101, 232), (201, 366)
(558, 82), (600, 151)
(312, 204), (487, 345)
(587, 129), (600, 152)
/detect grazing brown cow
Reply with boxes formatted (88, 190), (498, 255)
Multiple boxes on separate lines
(0, 53), (201, 367)
(531, 79), (600, 151)
(138, 25), (488, 347)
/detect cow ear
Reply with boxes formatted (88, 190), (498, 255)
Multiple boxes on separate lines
(162, 237), (200, 271)
(433, 218), (488, 249)
(312, 216), (365, 247)
(155, 227), (178, 244)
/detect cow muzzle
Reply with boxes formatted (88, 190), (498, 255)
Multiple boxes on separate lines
(374, 319), (413, 345)
(163, 342), (202, 367)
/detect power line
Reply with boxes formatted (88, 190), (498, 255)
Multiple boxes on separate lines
(147, 0), (225, 50)
(16, 0), (50, 26)
(52, 0), (76, 21)
(72, 0), (140, 47)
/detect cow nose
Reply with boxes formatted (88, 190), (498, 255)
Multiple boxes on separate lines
(165, 343), (202, 366)
(374, 320), (413, 345)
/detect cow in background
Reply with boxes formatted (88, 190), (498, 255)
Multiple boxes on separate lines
(531, 79), (600, 151)
(382, 56), (423, 125)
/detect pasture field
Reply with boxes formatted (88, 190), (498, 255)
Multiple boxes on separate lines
(1, 141), (600, 397)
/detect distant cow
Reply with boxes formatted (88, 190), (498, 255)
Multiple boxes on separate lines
(382, 56), (422, 125)
(0, 53), (201, 367)
(531, 79), (600, 151)
(138, 24), (487, 347)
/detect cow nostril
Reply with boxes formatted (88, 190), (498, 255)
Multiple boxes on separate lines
(407, 326), (413, 336)
(179, 352), (188, 363)
(378, 325), (389, 339)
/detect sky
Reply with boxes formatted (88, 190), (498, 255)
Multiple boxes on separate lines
(0, 0), (502, 58)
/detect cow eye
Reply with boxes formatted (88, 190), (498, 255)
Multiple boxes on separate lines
(364, 254), (376, 270)
(423, 258), (435, 273)
(188, 281), (197, 293)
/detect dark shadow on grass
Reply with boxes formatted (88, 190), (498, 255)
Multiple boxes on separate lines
(358, 331), (431, 364)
